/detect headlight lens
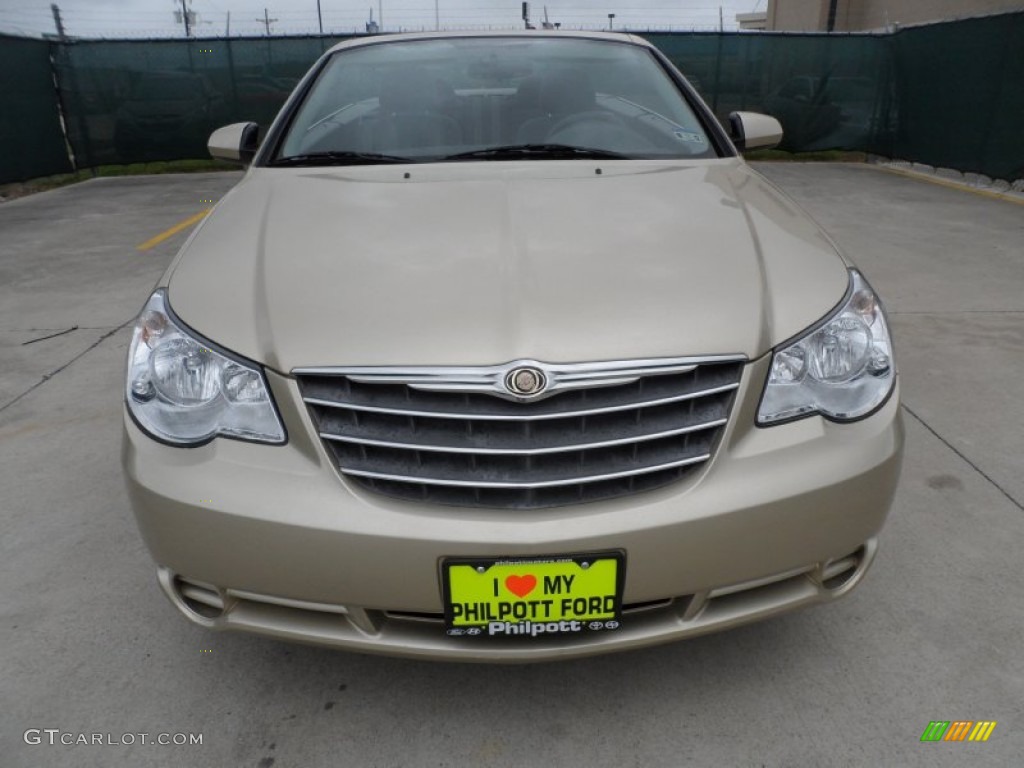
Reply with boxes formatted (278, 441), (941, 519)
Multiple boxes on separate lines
(758, 270), (895, 425)
(125, 290), (285, 445)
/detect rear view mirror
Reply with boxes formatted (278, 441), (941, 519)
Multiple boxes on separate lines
(208, 122), (260, 164)
(728, 111), (783, 151)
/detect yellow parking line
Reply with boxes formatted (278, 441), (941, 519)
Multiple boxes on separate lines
(871, 165), (1024, 207)
(136, 208), (212, 252)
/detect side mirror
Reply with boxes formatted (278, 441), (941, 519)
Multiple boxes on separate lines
(728, 111), (783, 151)
(208, 122), (260, 164)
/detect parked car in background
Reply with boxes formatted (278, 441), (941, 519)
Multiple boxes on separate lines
(122, 31), (902, 662)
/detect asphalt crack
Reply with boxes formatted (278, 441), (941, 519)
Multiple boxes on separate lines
(2, 325), (124, 332)
(903, 403), (1023, 512)
(0, 320), (132, 414)
(22, 326), (79, 345)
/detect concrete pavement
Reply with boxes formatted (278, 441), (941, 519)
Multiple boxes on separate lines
(1, 165), (1021, 767)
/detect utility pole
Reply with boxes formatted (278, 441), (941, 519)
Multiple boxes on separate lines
(225, 10), (230, 36)
(50, 1), (86, 173)
(379, 0), (383, 31)
(180, 0), (191, 37)
(258, 8), (278, 35)
(317, 0), (323, 34)
(827, 0), (838, 31)
(50, 3), (66, 39)
(434, 0), (439, 31)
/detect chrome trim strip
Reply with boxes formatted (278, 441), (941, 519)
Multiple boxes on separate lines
(304, 381), (739, 422)
(706, 567), (811, 598)
(321, 417), (727, 455)
(821, 556), (859, 581)
(294, 355), (746, 402)
(341, 454), (710, 489)
(179, 583), (224, 609)
(227, 589), (351, 615)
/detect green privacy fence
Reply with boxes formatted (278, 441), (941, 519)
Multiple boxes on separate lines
(644, 30), (896, 155)
(648, 11), (1023, 182)
(53, 35), (353, 169)
(889, 12), (1024, 182)
(2, 13), (1022, 184)
(0, 34), (74, 183)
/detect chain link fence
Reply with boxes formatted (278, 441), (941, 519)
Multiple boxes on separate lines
(2, 12), (1022, 185)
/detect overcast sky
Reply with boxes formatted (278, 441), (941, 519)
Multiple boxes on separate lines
(0, 0), (761, 38)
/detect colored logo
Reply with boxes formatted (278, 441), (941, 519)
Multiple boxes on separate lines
(920, 721), (997, 742)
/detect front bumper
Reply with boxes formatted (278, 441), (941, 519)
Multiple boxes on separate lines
(122, 358), (904, 662)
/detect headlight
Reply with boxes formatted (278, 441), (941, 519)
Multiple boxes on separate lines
(125, 290), (286, 445)
(758, 270), (895, 425)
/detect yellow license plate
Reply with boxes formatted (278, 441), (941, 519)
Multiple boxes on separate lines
(442, 552), (624, 638)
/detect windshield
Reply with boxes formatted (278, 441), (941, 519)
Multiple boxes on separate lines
(274, 37), (717, 164)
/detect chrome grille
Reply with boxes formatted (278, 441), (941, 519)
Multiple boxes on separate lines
(296, 357), (743, 509)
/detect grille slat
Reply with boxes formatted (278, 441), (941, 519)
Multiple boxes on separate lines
(320, 417), (727, 456)
(343, 454), (711, 489)
(301, 377), (740, 422)
(297, 358), (742, 509)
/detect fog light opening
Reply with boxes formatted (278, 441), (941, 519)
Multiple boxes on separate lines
(820, 546), (867, 591)
(171, 574), (226, 623)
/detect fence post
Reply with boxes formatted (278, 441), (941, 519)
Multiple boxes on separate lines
(224, 35), (239, 119)
(45, 39), (78, 173)
(711, 31), (722, 114)
(55, 40), (97, 173)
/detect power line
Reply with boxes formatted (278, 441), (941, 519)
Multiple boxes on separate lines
(0, 2), (744, 37)
(256, 7), (278, 35)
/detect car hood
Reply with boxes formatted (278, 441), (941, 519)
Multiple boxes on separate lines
(166, 159), (849, 372)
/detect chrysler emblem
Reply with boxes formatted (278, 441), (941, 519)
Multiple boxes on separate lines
(505, 366), (547, 397)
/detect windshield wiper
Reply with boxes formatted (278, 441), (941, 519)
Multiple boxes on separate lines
(442, 144), (629, 161)
(270, 151), (414, 167)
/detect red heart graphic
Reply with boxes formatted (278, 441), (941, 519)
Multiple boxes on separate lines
(505, 574), (537, 599)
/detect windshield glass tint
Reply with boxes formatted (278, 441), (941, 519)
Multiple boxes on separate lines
(276, 37), (716, 162)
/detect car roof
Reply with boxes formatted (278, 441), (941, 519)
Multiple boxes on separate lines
(323, 30), (656, 56)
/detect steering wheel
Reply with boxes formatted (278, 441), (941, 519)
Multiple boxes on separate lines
(547, 111), (626, 137)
